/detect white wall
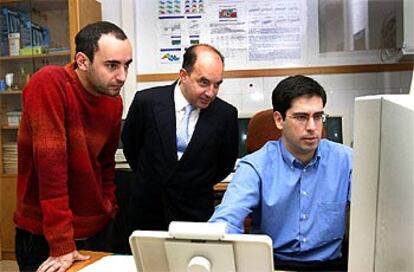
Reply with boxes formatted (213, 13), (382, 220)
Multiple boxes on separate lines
(97, 0), (121, 26)
(97, 0), (413, 147)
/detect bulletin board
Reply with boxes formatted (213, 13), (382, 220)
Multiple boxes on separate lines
(135, 0), (307, 74)
(135, 0), (412, 81)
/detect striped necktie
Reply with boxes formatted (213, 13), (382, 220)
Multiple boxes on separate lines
(177, 104), (195, 154)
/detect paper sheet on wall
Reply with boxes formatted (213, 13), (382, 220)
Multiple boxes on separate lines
(155, 0), (306, 67)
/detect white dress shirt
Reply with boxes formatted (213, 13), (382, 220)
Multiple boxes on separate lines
(174, 83), (200, 159)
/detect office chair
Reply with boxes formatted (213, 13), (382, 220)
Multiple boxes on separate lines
(241, 109), (279, 234)
(246, 109), (281, 153)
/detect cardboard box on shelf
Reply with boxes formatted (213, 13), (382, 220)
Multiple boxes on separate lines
(6, 111), (21, 126)
(8, 32), (20, 56)
(19, 46), (45, 55)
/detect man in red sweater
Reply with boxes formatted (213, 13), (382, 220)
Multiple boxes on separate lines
(14, 21), (132, 272)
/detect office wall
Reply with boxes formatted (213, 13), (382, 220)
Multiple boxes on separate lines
(97, 0), (413, 147)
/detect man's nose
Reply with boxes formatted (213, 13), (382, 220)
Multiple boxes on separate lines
(306, 117), (316, 130)
(116, 67), (128, 82)
(205, 84), (217, 97)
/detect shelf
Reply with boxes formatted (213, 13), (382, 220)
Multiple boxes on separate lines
(0, 0), (67, 11)
(0, 90), (22, 95)
(1, 125), (19, 130)
(0, 0), (23, 4)
(0, 51), (70, 61)
(0, 173), (17, 177)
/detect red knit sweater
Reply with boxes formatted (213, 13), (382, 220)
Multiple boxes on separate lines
(14, 63), (123, 256)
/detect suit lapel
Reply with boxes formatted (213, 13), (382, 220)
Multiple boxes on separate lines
(153, 84), (178, 163)
(183, 100), (218, 158)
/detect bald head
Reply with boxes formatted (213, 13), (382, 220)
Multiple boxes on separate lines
(182, 44), (224, 75)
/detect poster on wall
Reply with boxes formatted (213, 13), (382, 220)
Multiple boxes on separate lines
(157, 0), (206, 65)
(155, 0), (306, 68)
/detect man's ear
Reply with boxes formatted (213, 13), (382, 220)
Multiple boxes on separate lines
(273, 111), (284, 130)
(75, 52), (90, 71)
(179, 68), (189, 82)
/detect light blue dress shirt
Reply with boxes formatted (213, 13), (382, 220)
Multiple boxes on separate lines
(210, 139), (352, 262)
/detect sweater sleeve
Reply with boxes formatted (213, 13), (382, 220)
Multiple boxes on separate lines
(23, 68), (75, 256)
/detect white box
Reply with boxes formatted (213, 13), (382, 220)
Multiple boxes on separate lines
(8, 33), (20, 56)
(7, 111), (21, 126)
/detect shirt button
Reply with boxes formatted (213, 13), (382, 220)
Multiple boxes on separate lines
(300, 214), (307, 220)
(302, 191), (308, 196)
(302, 237), (307, 243)
(303, 168), (306, 173)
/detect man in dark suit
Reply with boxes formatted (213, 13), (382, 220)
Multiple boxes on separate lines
(122, 44), (239, 231)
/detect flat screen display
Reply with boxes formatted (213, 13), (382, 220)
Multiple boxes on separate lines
(325, 116), (343, 144)
(238, 118), (250, 158)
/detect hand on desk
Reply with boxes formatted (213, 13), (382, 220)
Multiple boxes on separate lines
(37, 250), (90, 272)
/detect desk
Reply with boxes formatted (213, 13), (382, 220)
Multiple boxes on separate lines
(67, 251), (111, 272)
(213, 181), (229, 191)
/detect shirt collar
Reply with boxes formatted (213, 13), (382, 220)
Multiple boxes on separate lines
(279, 140), (321, 169)
(174, 82), (190, 112)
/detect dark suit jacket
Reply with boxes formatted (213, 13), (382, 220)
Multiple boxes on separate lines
(122, 82), (238, 230)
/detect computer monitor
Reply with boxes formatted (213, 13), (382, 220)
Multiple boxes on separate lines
(129, 221), (274, 272)
(324, 116), (343, 144)
(237, 117), (250, 158)
(348, 95), (414, 271)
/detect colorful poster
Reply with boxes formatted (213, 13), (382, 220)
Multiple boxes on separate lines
(154, 0), (306, 66)
(157, 0), (206, 65)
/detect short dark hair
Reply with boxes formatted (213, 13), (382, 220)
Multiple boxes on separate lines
(272, 75), (327, 119)
(74, 21), (128, 66)
(182, 44), (224, 74)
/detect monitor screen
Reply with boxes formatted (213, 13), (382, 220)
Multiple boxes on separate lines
(238, 117), (250, 158)
(324, 116), (343, 144)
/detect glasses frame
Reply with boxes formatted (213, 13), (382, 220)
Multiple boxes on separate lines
(287, 112), (328, 125)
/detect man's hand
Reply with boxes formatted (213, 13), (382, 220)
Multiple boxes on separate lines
(37, 250), (90, 272)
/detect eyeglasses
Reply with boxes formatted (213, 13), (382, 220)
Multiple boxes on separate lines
(287, 112), (327, 125)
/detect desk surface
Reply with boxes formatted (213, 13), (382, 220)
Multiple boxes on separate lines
(67, 251), (112, 272)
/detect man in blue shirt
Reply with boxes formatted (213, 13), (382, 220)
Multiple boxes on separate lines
(210, 75), (352, 270)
